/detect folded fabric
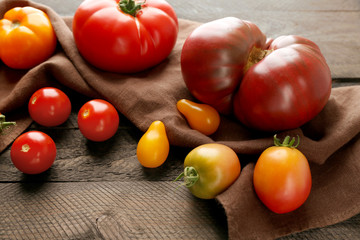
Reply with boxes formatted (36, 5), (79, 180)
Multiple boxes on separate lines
(1, 1), (360, 239)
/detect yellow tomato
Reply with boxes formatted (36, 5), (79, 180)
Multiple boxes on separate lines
(0, 6), (57, 69)
(177, 99), (220, 135)
(136, 120), (169, 168)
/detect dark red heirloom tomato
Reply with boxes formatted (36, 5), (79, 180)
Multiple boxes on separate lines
(28, 87), (71, 127)
(78, 99), (119, 142)
(72, 0), (178, 73)
(181, 17), (332, 131)
(11, 131), (56, 174)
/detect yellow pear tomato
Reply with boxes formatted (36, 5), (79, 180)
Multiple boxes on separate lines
(136, 120), (169, 168)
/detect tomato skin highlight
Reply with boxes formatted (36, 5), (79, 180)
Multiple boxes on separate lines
(28, 87), (71, 127)
(72, 0), (178, 73)
(253, 136), (312, 214)
(10, 131), (56, 174)
(179, 143), (241, 199)
(0, 6), (57, 69)
(136, 120), (169, 168)
(177, 99), (220, 135)
(77, 99), (119, 142)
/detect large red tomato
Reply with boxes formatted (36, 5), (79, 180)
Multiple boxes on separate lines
(72, 0), (178, 73)
(181, 17), (331, 131)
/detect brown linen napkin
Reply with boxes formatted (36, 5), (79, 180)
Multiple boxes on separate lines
(1, 1), (360, 239)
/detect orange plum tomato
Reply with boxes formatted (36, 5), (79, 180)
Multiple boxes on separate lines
(11, 131), (56, 174)
(28, 87), (71, 127)
(177, 99), (220, 135)
(77, 99), (119, 142)
(0, 6), (57, 69)
(136, 120), (169, 168)
(253, 135), (312, 214)
(175, 143), (241, 199)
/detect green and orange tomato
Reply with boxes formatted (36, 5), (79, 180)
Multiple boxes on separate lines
(176, 143), (241, 199)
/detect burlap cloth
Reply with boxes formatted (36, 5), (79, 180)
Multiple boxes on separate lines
(1, 1), (360, 239)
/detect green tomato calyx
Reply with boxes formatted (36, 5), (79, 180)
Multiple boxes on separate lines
(274, 134), (300, 148)
(119, 0), (145, 17)
(174, 166), (199, 188)
(0, 113), (16, 134)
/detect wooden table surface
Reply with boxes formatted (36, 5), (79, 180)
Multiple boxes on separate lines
(1, 0), (360, 239)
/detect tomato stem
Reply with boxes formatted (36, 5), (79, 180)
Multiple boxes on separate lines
(11, 21), (21, 29)
(0, 114), (16, 134)
(244, 46), (273, 72)
(174, 166), (199, 188)
(274, 134), (300, 148)
(119, 0), (145, 17)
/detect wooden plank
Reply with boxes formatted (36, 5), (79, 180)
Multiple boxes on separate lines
(168, 0), (360, 13)
(0, 115), (187, 182)
(0, 181), (228, 239)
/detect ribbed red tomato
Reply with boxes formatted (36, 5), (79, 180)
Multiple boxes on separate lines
(181, 17), (331, 131)
(72, 0), (178, 73)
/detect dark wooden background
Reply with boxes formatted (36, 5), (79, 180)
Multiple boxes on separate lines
(1, 0), (360, 239)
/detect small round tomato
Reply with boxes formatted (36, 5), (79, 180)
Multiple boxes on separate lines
(10, 131), (56, 174)
(175, 143), (241, 199)
(177, 99), (220, 135)
(136, 120), (169, 168)
(78, 99), (119, 142)
(253, 135), (312, 214)
(0, 6), (57, 69)
(28, 87), (71, 127)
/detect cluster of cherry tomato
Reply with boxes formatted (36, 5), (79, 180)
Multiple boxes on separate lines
(10, 87), (120, 175)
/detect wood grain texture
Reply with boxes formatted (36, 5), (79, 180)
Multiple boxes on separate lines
(1, 0), (360, 239)
(0, 182), (227, 239)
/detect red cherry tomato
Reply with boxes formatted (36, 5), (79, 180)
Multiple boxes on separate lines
(77, 99), (119, 142)
(253, 135), (312, 214)
(11, 131), (56, 174)
(28, 87), (71, 127)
